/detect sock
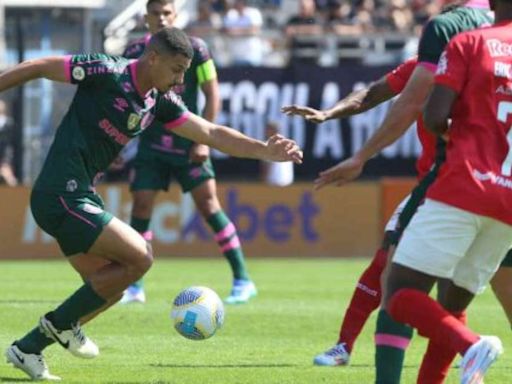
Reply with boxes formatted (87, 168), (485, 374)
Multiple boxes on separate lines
(207, 211), (249, 280)
(129, 216), (151, 289)
(16, 326), (55, 354)
(130, 216), (150, 233)
(375, 309), (414, 384)
(417, 311), (467, 384)
(388, 289), (479, 355)
(49, 282), (107, 330)
(338, 247), (388, 352)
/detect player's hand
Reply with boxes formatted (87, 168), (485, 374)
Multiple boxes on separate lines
(189, 143), (210, 163)
(265, 134), (303, 164)
(314, 156), (365, 190)
(281, 105), (328, 124)
(108, 156), (125, 171)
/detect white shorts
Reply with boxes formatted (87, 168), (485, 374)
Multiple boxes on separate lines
(393, 199), (512, 294)
(384, 195), (411, 232)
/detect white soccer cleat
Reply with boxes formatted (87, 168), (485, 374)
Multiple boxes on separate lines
(224, 279), (257, 304)
(460, 336), (503, 384)
(39, 315), (99, 359)
(313, 343), (351, 366)
(120, 286), (146, 304)
(5, 344), (61, 381)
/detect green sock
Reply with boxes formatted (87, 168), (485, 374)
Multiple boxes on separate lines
(50, 282), (107, 330)
(207, 211), (249, 281)
(130, 216), (150, 233)
(16, 326), (55, 354)
(374, 309), (413, 384)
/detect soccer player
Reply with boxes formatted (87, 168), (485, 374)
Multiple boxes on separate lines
(2, 27), (302, 381)
(380, 0), (512, 381)
(120, 0), (256, 305)
(310, 2), (498, 383)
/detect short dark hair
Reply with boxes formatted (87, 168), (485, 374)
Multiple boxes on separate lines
(147, 27), (193, 59)
(146, 0), (174, 10)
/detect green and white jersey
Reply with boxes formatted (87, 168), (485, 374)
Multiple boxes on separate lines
(124, 34), (217, 165)
(34, 54), (189, 194)
(417, 4), (493, 69)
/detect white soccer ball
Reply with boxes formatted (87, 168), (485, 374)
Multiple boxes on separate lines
(170, 286), (225, 340)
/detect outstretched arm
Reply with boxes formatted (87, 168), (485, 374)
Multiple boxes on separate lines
(172, 113), (303, 164)
(314, 65), (434, 189)
(0, 57), (69, 92)
(281, 76), (396, 124)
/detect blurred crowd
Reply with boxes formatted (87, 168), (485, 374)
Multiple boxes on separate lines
(179, 0), (454, 66)
(193, 0), (450, 34)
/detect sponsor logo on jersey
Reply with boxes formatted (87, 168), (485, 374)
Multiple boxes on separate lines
(66, 179), (78, 192)
(494, 62), (512, 79)
(127, 113), (141, 130)
(72, 66), (86, 81)
(487, 39), (512, 58)
(82, 203), (103, 215)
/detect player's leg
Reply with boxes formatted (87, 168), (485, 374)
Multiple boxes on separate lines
(314, 232), (391, 366)
(8, 193), (152, 380)
(386, 200), (510, 384)
(374, 169), (442, 382)
(179, 159), (255, 304)
(121, 189), (158, 303)
(490, 249), (512, 326)
(122, 153), (168, 304)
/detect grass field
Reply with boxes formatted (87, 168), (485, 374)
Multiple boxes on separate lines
(0, 258), (510, 383)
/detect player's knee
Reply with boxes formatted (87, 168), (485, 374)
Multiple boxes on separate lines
(197, 197), (219, 218)
(128, 243), (153, 280)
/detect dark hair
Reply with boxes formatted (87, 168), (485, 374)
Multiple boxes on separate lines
(147, 27), (193, 59)
(146, 0), (174, 10)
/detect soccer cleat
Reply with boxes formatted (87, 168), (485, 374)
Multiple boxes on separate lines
(5, 344), (61, 381)
(224, 279), (257, 304)
(120, 285), (146, 304)
(460, 336), (503, 384)
(39, 315), (99, 359)
(313, 343), (351, 366)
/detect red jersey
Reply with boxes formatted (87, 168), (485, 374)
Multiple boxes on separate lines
(429, 21), (512, 225)
(386, 57), (437, 179)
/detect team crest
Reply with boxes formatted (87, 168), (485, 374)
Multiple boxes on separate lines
(72, 66), (85, 81)
(127, 113), (141, 130)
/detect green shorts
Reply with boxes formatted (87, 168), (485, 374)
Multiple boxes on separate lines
(500, 249), (512, 267)
(388, 140), (447, 247)
(130, 151), (215, 193)
(30, 190), (114, 256)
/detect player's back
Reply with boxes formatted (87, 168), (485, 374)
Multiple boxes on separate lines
(429, 22), (512, 224)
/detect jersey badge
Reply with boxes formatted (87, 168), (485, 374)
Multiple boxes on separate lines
(66, 179), (78, 192)
(72, 66), (86, 81)
(127, 113), (141, 130)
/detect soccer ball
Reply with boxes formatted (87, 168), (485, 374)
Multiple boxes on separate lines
(170, 286), (225, 340)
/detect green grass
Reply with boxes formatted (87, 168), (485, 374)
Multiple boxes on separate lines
(0, 258), (510, 383)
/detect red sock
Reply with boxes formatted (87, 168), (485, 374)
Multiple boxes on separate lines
(388, 289), (479, 356)
(417, 311), (467, 384)
(337, 247), (388, 352)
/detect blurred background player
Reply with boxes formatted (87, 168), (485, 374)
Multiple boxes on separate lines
(0, 100), (18, 187)
(260, 120), (294, 187)
(120, 0), (257, 305)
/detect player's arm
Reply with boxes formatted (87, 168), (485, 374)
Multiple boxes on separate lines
(314, 66), (434, 190)
(171, 113), (303, 163)
(423, 85), (457, 136)
(281, 76), (396, 124)
(189, 77), (220, 163)
(0, 57), (69, 92)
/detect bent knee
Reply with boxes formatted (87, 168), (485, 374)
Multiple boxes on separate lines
(128, 243), (153, 279)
